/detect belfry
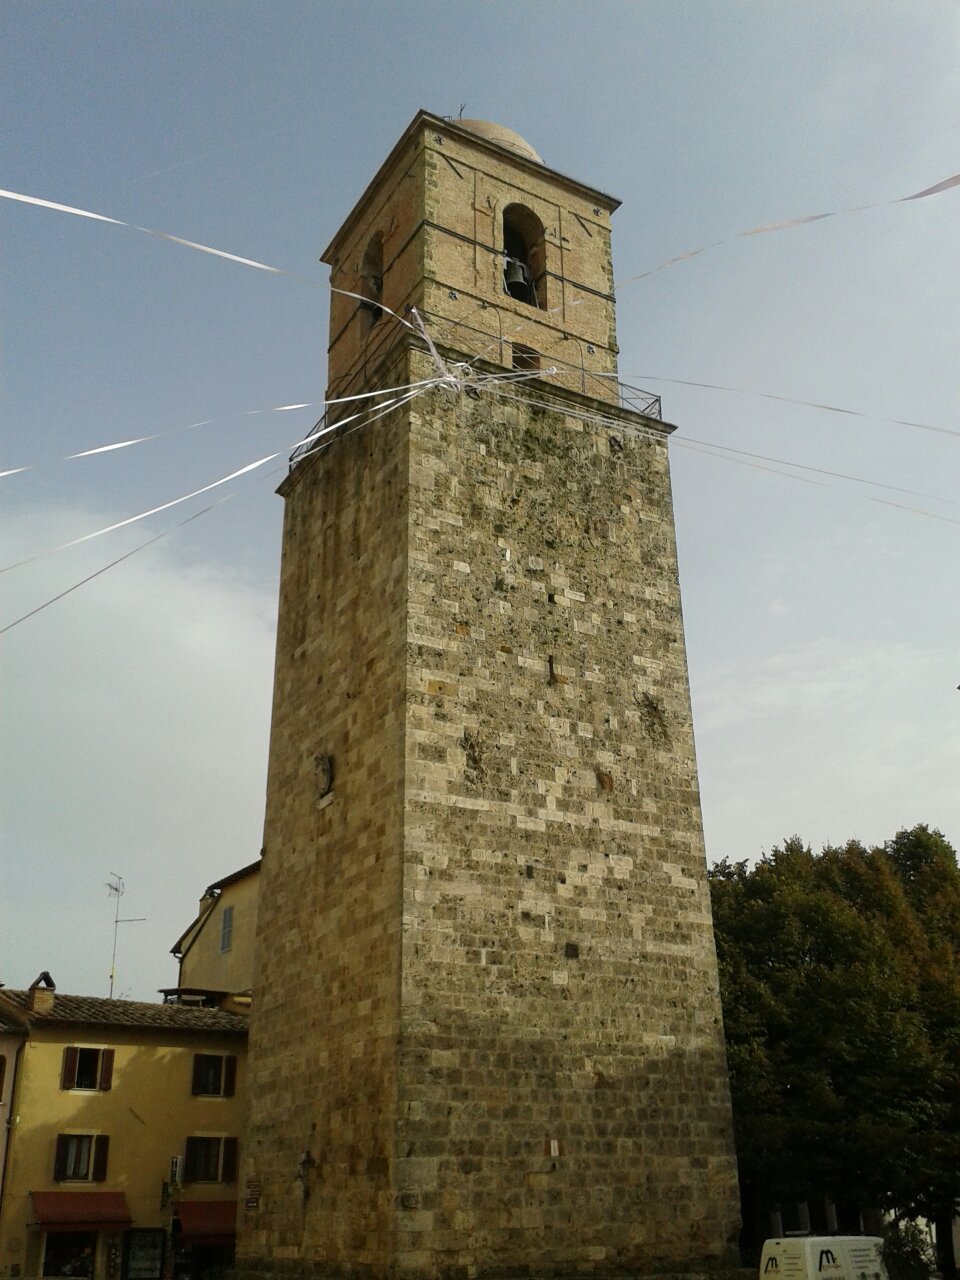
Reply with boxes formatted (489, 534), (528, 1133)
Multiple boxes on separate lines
(238, 111), (740, 1280)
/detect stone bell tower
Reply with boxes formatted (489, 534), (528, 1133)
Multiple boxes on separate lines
(239, 112), (740, 1280)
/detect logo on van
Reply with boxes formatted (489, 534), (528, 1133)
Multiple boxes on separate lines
(819, 1251), (839, 1271)
(764, 1260), (779, 1273)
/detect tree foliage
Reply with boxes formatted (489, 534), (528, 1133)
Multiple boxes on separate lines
(709, 825), (960, 1261)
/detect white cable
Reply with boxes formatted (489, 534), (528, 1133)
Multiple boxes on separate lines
(0, 496), (237, 638)
(676, 437), (958, 507)
(619, 372), (960, 443)
(676, 439), (960, 526)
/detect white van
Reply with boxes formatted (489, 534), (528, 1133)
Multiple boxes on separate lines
(760, 1237), (888, 1280)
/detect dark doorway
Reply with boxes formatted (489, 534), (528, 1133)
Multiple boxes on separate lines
(43, 1231), (97, 1277)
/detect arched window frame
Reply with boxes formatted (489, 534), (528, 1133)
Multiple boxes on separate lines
(502, 204), (547, 309)
(359, 232), (384, 325)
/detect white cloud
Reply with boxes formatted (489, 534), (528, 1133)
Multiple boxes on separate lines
(1, 503), (276, 1000)
(694, 635), (960, 864)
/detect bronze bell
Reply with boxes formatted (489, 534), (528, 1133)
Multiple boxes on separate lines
(504, 257), (533, 299)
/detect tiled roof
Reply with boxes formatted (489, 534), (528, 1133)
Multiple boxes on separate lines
(0, 1004), (25, 1034)
(0, 991), (247, 1035)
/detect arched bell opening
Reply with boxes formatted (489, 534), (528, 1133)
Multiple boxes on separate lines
(359, 232), (384, 326)
(502, 204), (546, 308)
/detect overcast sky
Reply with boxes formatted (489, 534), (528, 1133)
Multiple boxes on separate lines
(3, 1), (958, 1001)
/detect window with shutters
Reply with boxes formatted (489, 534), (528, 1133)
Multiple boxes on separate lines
(183, 1136), (238, 1184)
(191, 1053), (237, 1098)
(53, 1133), (109, 1182)
(60, 1046), (114, 1092)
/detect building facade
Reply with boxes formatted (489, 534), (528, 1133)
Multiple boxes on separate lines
(239, 112), (740, 1280)
(0, 1012), (26, 1227)
(169, 860), (261, 1008)
(0, 979), (246, 1280)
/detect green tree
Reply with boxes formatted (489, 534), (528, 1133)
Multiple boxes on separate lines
(710, 826), (960, 1273)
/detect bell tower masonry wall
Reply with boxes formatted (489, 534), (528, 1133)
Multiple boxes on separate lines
(239, 112), (740, 1280)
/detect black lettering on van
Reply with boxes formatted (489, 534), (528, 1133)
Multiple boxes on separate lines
(764, 1260), (779, 1273)
(819, 1251), (838, 1271)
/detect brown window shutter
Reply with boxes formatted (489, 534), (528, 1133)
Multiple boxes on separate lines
(61, 1046), (79, 1090)
(53, 1134), (69, 1181)
(183, 1136), (200, 1182)
(191, 1055), (205, 1096)
(223, 1056), (237, 1097)
(98, 1049), (115, 1091)
(92, 1135), (110, 1182)
(221, 1137), (238, 1183)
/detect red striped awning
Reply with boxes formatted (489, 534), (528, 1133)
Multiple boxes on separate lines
(31, 1192), (131, 1232)
(173, 1200), (237, 1244)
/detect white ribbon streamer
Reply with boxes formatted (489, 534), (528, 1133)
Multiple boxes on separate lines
(3, 379), (448, 479)
(0, 497), (236, 638)
(0, 189), (126, 225)
(4, 167), (957, 301)
(1, 453), (280, 573)
(619, 170), (960, 285)
(0, 187), (318, 284)
(1, 379), (446, 575)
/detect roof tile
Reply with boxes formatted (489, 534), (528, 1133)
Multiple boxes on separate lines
(0, 991), (247, 1034)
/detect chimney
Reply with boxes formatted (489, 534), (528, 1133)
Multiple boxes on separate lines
(28, 971), (56, 1014)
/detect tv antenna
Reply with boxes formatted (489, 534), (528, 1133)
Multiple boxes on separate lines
(106, 873), (146, 999)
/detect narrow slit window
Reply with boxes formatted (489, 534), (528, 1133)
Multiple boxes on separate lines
(220, 905), (234, 953)
(359, 233), (384, 325)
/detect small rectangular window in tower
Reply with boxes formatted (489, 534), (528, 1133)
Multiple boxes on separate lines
(512, 344), (540, 372)
(220, 905), (234, 953)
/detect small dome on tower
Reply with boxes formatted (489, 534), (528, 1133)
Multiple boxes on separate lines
(457, 119), (543, 164)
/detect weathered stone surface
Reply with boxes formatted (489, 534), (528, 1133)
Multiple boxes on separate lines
(239, 111), (739, 1280)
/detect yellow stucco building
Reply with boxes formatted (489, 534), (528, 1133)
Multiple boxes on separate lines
(0, 977), (246, 1280)
(168, 862), (260, 1008)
